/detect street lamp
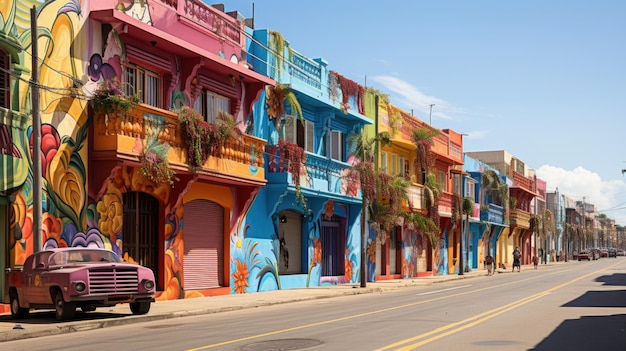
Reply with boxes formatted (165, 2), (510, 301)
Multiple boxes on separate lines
(429, 104), (435, 125)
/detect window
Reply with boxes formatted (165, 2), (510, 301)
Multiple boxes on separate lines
(465, 178), (477, 202)
(403, 158), (410, 180)
(452, 173), (462, 194)
(194, 89), (230, 124)
(283, 115), (314, 152)
(391, 154), (397, 176)
(381, 152), (388, 174)
(0, 49), (10, 109)
(124, 64), (162, 108)
(437, 170), (447, 192)
(330, 130), (343, 161)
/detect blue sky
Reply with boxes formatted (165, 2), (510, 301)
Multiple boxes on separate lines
(222, 1), (626, 226)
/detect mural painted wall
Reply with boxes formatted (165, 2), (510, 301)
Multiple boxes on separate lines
(0, 0), (274, 312)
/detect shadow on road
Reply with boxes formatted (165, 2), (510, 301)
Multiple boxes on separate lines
(529, 314), (626, 351)
(0, 310), (129, 325)
(530, 273), (626, 350)
(595, 273), (626, 286)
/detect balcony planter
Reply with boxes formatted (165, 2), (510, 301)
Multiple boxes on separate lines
(89, 78), (140, 115)
(178, 106), (240, 171)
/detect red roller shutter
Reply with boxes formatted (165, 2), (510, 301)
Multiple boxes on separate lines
(183, 200), (224, 289)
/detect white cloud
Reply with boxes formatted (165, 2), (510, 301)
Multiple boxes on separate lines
(370, 75), (455, 121)
(536, 164), (626, 226)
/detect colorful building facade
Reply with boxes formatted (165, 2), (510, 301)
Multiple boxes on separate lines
(240, 29), (371, 289)
(0, 0), (280, 310)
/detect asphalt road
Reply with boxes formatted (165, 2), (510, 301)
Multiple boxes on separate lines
(3, 258), (626, 351)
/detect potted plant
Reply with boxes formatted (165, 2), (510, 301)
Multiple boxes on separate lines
(90, 78), (140, 115)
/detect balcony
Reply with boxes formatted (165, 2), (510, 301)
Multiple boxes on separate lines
(510, 208), (530, 228)
(405, 183), (425, 211)
(511, 170), (536, 193)
(92, 104), (266, 185)
(480, 203), (505, 224)
(438, 192), (453, 216)
(265, 148), (356, 198)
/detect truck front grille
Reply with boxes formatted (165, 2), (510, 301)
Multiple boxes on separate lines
(88, 267), (139, 294)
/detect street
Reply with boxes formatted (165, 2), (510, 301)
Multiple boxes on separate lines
(2, 258), (626, 351)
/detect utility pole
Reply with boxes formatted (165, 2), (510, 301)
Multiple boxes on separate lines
(579, 196), (587, 252)
(31, 6), (42, 252)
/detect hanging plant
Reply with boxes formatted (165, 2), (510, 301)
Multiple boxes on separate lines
(266, 84), (303, 127)
(90, 78), (140, 114)
(277, 138), (307, 210)
(323, 200), (335, 219)
(268, 31), (294, 80)
(330, 71), (365, 114)
(178, 106), (238, 170)
(412, 127), (439, 180)
(138, 133), (178, 187)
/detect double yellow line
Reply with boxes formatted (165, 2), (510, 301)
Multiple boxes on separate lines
(375, 261), (622, 350)
(374, 291), (549, 351)
(189, 262), (620, 351)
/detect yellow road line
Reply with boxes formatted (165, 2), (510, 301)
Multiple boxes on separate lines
(187, 262), (620, 351)
(377, 261), (623, 350)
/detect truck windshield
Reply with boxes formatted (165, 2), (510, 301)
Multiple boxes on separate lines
(49, 249), (121, 265)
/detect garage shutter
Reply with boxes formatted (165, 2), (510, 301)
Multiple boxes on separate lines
(183, 200), (224, 289)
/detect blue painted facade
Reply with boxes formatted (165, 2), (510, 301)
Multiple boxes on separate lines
(230, 29), (372, 292)
(464, 154), (509, 268)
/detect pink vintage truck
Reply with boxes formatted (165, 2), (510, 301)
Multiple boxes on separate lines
(4, 248), (155, 321)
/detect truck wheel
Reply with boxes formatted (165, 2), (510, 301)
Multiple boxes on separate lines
(54, 291), (76, 321)
(9, 291), (29, 319)
(130, 301), (151, 315)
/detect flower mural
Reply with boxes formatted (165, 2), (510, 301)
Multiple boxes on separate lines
(96, 183), (124, 239)
(232, 259), (250, 294)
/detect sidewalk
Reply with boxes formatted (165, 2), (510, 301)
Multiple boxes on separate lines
(0, 264), (552, 342)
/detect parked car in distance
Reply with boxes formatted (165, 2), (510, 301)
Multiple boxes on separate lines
(608, 249), (617, 258)
(600, 249), (608, 258)
(578, 250), (591, 261)
(617, 249), (626, 256)
(4, 248), (156, 321)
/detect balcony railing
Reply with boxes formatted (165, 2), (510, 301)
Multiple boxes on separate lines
(510, 208), (530, 228)
(480, 203), (505, 224)
(404, 183), (425, 211)
(438, 192), (453, 215)
(92, 104), (266, 183)
(511, 170), (536, 193)
(265, 147), (356, 197)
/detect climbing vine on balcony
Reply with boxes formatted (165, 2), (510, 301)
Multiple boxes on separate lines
(277, 138), (307, 211)
(329, 71), (364, 114)
(268, 30), (294, 80)
(178, 106), (238, 170)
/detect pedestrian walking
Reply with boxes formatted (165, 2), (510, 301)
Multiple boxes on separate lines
(532, 255), (539, 269)
(484, 255), (494, 276)
(512, 247), (521, 272)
